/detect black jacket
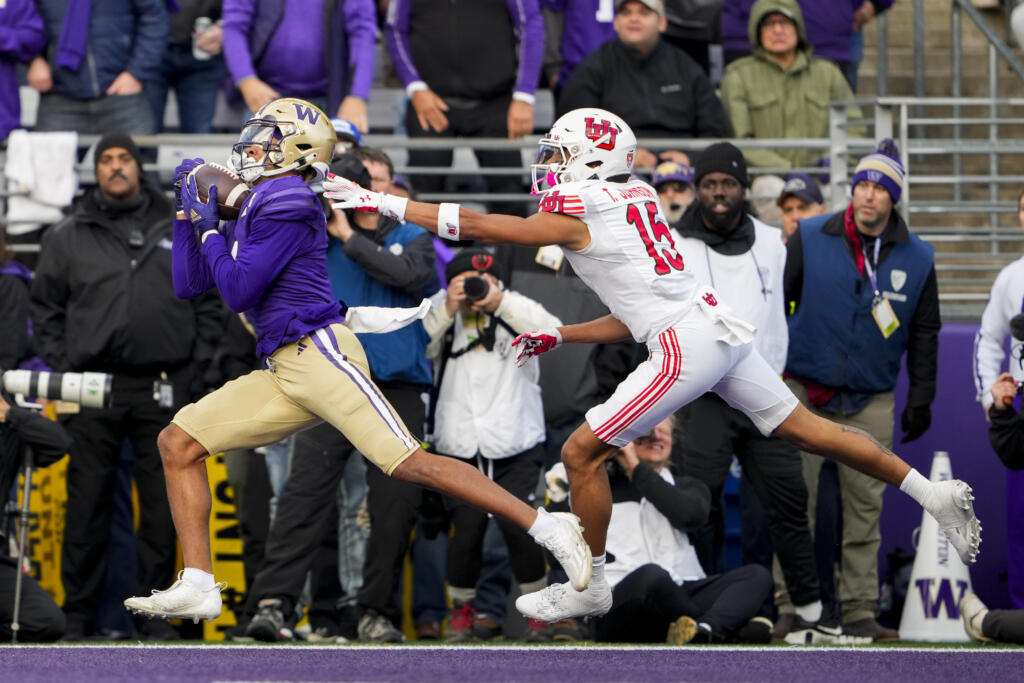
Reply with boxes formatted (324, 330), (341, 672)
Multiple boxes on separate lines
(988, 404), (1024, 470)
(0, 271), (30, 371)
(0, 398), (72, 554)
(608, 459), (711, 533)
(557, 38), (732, 139)
(29, 183), (223, 374)
(783, 209), (941, 410)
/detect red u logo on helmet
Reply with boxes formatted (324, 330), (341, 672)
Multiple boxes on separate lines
(584, 118), (618, 151)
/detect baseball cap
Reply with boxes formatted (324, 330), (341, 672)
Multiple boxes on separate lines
(777, 173), (824, 206)
(615, 0), (664, 15)
(330, 118), (362, 147)
(651, 161), (694, 188)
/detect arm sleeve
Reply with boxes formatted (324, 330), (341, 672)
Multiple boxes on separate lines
(384, 0), (422, 88)
(222, 0), (258, 84)
(424, 289), (454, 358)
(630, 464), (711, 533)
(200, 215), (305, 312)
(343, 0), (377, 101)
(126, 0), (170, 81)
(508, 0), (544, 98)
(342, 231), (437, 296)
(0, 0), (46, 62)
(720, 66), (794, 170)
(783, 227), (805, 315)
(974, 267), (1016, 408)
(492, 290), (562, 334)
(904, 265), (940, 409)
(988, 406), (1024, 471)
(28, 229), (70, 371)
(0, 277), (29, 371)
(6, 406), (73, 466)
(172, 219), (216, 298)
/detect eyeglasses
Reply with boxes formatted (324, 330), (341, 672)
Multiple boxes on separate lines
(761, 16), (794, 30)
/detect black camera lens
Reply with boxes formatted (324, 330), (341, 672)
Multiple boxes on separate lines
(463, 275), (490, 302)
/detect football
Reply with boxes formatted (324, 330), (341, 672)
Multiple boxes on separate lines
(187, 162), (250, 220)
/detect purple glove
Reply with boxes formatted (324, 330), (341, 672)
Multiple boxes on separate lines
(182, 173), (219, 240)
(173, 157), (204, 213)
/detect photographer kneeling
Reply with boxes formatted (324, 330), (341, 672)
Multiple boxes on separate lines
(0, 391), (72, 641)
(987, 371), (1024, 470)
(587, 415), (774, 644)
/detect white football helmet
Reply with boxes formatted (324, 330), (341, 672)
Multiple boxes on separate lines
(229, 97), (335, 186)
(531, 108), (637, 195)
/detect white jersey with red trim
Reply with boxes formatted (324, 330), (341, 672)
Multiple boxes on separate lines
(538, 177), (698, 342)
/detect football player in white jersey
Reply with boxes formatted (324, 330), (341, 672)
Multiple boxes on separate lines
(323, 107), (982, 623)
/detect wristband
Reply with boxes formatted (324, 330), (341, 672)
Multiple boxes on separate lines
(379, 194), (409, 222)
(200, 229), (219, 244)
(437, 202), (461, 241)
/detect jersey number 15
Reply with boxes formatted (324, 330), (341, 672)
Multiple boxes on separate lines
(626, 202), (684, 276)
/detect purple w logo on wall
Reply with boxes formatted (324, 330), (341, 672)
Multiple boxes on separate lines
(294, 104), (320, 124)
(915, 578), (969, 618)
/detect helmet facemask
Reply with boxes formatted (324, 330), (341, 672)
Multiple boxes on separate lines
(230, 117), (299, 185)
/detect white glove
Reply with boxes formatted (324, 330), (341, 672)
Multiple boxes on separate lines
(323, 173), (408, 222)
(544, 462), (570, 504)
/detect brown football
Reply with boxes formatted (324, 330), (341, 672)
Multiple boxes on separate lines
(187, 162), (251, 220)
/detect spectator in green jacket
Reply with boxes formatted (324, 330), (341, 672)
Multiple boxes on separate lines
(720, 0), (860, 171)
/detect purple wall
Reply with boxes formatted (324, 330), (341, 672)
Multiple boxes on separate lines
(885, 322), (1019, 609)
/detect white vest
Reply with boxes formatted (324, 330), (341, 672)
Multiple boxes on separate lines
(675, 216), (789, 373)
(604, 468), (706, 589)
(424, 289), (562, 459)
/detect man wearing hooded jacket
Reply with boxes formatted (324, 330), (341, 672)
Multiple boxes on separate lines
(672, 142), (828, 645)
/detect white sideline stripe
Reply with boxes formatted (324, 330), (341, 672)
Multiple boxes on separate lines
(313, 328), (417, 451)
(7, 644), (1017, 652)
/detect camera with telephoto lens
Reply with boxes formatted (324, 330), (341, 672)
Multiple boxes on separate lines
(463, 275), (490, 302)
(2, 369), (113, 409)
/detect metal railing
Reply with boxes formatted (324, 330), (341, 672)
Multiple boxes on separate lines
(4, 95), (1024, 321)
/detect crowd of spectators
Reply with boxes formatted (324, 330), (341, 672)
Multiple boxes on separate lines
(0, 0), (1006, 648)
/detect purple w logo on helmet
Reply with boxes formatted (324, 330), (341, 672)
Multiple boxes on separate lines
(293, 104), (320, 124)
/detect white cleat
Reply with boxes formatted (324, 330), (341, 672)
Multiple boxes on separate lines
(533, 511), (592, 591)
(927, 479), (982, 565)
(515, 579), (612, 622)
(959, 594), (991, 643)
(124, 571), (225, 623)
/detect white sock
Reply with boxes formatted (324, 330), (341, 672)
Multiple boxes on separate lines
(591, 554), (605, 582)
(900, 468), (932, 507)
(795, 600), (822, 622)
(527, 507), (559, 539)
(182, 568), (215, 590)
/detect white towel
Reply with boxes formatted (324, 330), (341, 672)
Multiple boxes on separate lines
(4, 129), (79, 234)
(343, 299), (431, 334)
(693, 286), (757, 347)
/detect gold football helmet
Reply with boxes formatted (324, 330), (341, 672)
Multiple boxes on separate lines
(229, 97), (335, 185)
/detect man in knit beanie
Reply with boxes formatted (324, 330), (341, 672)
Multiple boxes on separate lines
(776, 137), (941, 643)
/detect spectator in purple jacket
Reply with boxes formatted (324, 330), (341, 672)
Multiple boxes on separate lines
(541, 0), (617, 90)
(0, 0), (46, 142)
(385, 0), (543, 216)
(721, 0), (892, 89)
(222, 0), (376, 131)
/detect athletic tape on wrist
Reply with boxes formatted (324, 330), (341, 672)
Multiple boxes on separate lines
(201, 229), (219, 245)
(438, 202), (461, 241)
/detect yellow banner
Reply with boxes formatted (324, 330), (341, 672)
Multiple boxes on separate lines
(203, 452), (247, 640)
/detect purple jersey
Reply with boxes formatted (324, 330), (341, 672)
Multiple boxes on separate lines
(172, 176), (345, 359)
